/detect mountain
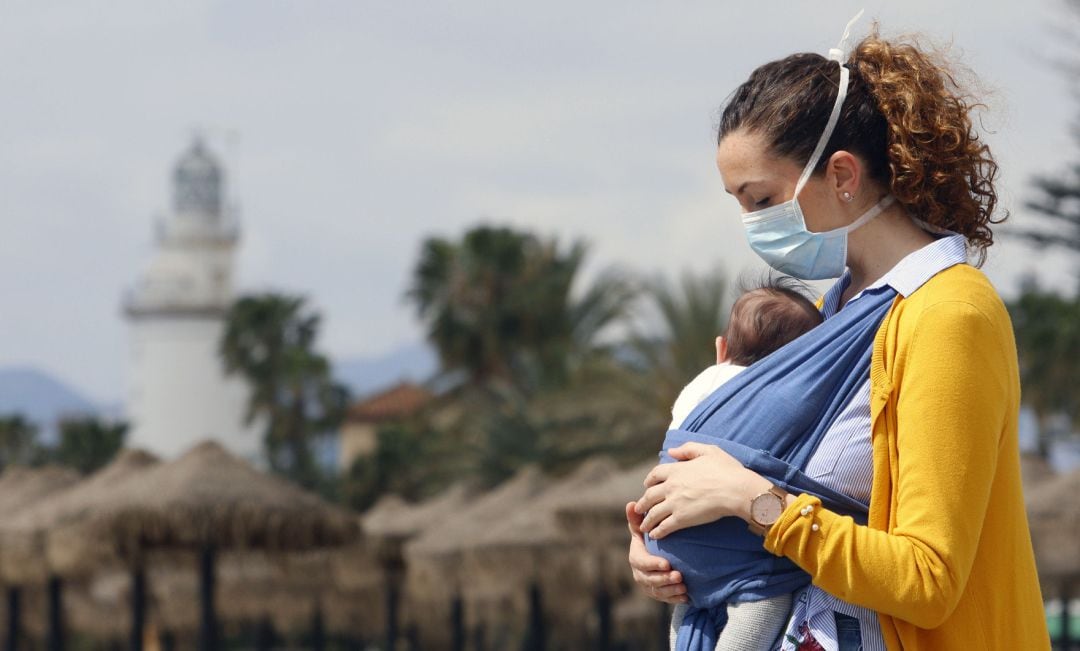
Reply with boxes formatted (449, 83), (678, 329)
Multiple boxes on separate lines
(334, 342), (439, 400)
(0, 367), (101, 438)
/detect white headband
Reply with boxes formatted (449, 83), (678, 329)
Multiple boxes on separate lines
(793, 9), (866, 197)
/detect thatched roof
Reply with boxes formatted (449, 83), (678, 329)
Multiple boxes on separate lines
(0, 449), (160, 584)
(363, 483), (469, 543)
(0, 465), (81, 516)
(47, 440), (361, 576)
(1020, 452), (1055, 495)
(1026, 467), (1080, 580)
(554, 459), (654, 542)
(406, 465), (549, 559)
(468, 457), (620, 551)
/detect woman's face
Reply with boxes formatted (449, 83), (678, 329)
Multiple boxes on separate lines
(716, 128), (851, 233)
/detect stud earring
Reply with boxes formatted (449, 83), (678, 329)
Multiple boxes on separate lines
(842, 191), (853, 202)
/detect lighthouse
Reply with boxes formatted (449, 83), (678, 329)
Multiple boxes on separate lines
(123, 138), (260, 460)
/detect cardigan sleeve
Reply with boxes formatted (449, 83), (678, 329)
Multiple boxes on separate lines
(762, 300), (1011, 629)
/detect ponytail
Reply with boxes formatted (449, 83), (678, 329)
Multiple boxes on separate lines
(850, 27), (1003, 265)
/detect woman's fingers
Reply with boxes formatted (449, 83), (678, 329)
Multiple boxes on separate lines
(648, 514), (680, 540)
(668, 441), (714, 461)
(639, 498), (672, 534)
(635, 484), (666, 515)
(648, 582), (689, 603)
(643, 463), (672, 488)
(628, 521), (669, 570)
(628, 528), (687, 603)
(625, 501), (645, 537)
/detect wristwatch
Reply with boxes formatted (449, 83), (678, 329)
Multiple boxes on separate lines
(748, 487), (789, 536)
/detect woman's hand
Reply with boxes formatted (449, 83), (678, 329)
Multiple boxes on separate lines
(634, 442), (772, 539)
(626, 502), (688, 604)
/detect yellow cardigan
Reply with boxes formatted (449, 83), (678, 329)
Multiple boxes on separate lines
(763, 263), (1050, 650)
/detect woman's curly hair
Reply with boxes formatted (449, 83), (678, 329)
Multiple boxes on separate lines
(717, 24), (1004, 266)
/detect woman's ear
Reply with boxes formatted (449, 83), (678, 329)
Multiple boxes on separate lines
(827, 149), (862, 200)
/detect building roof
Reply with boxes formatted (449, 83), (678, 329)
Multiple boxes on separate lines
(347, 382), (433, 423)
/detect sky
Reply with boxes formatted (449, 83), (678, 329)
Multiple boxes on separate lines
(2, 1), (1079, 404)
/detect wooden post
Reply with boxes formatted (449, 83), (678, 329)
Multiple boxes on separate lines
(6, 586), (20, 651)
(197, 545), (217, 651)
(594, 585), (611, 651)
(524, 582), (546, 651)
(450, 594), (465, 651)
(129, 565), (146, 651)
(253, 617), (273, 651)
(311, 605), (326, 651)
(657, 601), (669, 651)
(382, 551), (404, 651)
(47, 576), (63, 651)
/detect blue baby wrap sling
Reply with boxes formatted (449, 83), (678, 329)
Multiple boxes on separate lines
(644, 284), (898, 651)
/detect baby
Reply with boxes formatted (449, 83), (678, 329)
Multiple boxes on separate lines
(666, 276), (823, 651)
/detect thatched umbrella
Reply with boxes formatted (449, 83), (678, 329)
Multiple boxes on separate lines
(553, 459), (659, 648)
(0, 464), (81, 651)
(1026, 467), (1080, 648)
(45, 440), (361, 651)
(0, 450), (159, 581)
(138, 547), (380, 637)
(363, 484), (468, 651)
(1020, 452), (1055, 495)
(363, 484), (468, 548)
(1027, 468), (1080, 583)
(462, 458), (627, 650)
(0, 450), (159, 651)
(405, 466), (549, 650)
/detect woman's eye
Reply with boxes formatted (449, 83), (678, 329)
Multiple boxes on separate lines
(754, 197), (771, 208)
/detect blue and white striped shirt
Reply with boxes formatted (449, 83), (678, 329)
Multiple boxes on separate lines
(778, 232), (969, 651)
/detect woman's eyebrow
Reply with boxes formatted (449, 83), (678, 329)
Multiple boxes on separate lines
(725, 180), (767, 195)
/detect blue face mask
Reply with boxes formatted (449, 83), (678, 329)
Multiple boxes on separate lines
(739, 10), (896, 281)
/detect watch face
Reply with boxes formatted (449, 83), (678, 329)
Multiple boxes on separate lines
(751, 493), (784, 526)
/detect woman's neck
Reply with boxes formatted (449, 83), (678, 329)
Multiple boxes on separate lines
(842, 203), (937, 302)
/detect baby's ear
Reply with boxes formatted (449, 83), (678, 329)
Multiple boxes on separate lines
(715, 336), (729, 364)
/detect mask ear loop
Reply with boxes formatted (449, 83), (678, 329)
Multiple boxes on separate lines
(792, 9), (864, 198)
(792, 65), (849, 198)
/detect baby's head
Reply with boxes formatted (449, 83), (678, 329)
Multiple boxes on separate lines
(723, 276), (823, 366)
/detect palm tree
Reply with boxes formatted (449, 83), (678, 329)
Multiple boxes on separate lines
(220, 293), (349, 489)
(628, 267), (731, 416)
(53, 418), (127, 474)
(407, 225), (636, 393)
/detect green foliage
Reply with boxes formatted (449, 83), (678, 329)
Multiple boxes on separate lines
(53, 418), (127, 474)
(221, 293), (350, 491)
(343, 421), (446, 509)
(628, 268), (731, 415)
(349, 226), (733, 506)
(1015, 162), (1080, 272)
(1007, 283), (1080, 428)
(0, 415), (41, 469)
(0, 415), (127, 474)
(407, 225), (636, 393)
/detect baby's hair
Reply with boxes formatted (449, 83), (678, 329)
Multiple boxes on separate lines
(725, 271), (823, 366)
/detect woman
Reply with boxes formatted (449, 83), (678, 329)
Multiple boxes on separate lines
(626, 23), (1051, 651)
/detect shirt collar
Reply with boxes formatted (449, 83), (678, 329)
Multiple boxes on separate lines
(820, 233), (968, 317)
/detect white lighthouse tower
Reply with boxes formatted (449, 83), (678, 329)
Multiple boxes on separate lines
(124, 138), (260, 460)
